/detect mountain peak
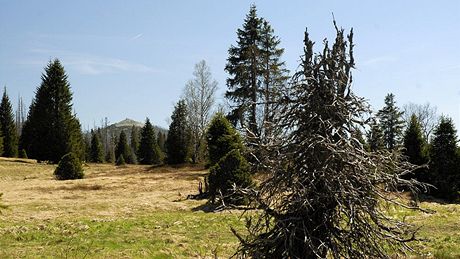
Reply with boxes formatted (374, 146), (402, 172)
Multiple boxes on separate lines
(110, 118), (143, 128)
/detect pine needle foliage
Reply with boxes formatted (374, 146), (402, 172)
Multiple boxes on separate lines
(54, 152), (84, 180)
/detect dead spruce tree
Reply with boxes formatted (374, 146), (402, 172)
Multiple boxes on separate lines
(233, 23), (425, 258)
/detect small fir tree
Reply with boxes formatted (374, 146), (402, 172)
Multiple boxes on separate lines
(377, 93), (405, 151)
(54, 152), (84, 180)
(166, 100), (190, 164)
(208, 149), (252, 204)
(115, 131), (132, 164)
(0, 88), (18, 157)
(89, 130), (104, 163)
(403, 114), (428, 181)
(116, 154), (126, 166)
(206, 112), (244, 167)
(137, 118), (162, 164)
(130, 125), (139, 164)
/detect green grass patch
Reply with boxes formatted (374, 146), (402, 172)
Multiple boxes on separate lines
(0, 211), (245, 258)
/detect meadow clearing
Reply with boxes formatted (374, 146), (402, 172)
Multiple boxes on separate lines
(0, 157), (459, 258)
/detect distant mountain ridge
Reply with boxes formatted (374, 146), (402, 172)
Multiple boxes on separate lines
(107, 118), (167, 134)
(109, 118), (144, 128)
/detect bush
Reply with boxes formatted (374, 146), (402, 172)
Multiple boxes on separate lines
(116, 155), (126, 166)
(206, 113), (243, 167)
(54, 152), (84, 180)
(208, 149), (252, 204)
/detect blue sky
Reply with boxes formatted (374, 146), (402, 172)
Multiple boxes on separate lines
(1, 1), (459, 130)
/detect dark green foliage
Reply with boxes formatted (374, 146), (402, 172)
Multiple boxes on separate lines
(129, 126), (139, 164)
(225, 4), (288, 140)
(403, 114), (428, 181)
(0, 88), (18, 157)
(18, 149), (27, 159)
(89, 130), (104, 163)
(115, 131), (132, 164)
(54, 152), (84, 180)
(166, 100), (190, 164)
(208, 149), (252, 204)
(429, 117), (459, 201)
(377, 93), (405, 151)
(105, 149), (115, 163)
(19, 59), (84, 163)
(137, 118), (162, 165)
(206, 113), (243, 167)
(367, 119), (385, 151)
(116, 154), (126, 166)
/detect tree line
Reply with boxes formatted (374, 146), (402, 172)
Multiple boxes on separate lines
(0, 4), (458, 257)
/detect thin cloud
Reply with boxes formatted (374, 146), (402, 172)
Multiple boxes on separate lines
(20, 49), (160, 75)
(130, 33), (143, 40)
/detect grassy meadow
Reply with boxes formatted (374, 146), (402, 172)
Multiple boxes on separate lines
(0, 157), (459, 258)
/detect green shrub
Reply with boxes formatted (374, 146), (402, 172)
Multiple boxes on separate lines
(54, 152), (84, 180)
(206, 113), (244, 167)
(208, 149), (252, 204)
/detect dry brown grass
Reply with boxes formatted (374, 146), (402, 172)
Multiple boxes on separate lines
(0, 157), (208, 222)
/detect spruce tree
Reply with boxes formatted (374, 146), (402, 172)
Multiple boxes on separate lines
(377, 93), (405, 151)
(208, 149), (252, 204)
(54, 152), (84, 180)
(0, 88), (18, 157)
(366, 119), (385, 151)
(206, 112), (244, 167)
(225, 4), (288, 141)
(19, 59), (84, 163)
(166, 100), (190, 164)
(115, 131), (131, 164)
(130, 125), (139, 164)
(137, 118), (162, 165)
(89, 129), (104, 163)
(403, 114), (428, 181)
(429, 117), (459, 200)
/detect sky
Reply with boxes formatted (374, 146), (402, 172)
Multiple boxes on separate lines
(0, 1), (459, 130)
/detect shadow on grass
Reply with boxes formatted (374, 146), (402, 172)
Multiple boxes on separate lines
(418, 193), (460, 205)
(192, 202), (220, 213)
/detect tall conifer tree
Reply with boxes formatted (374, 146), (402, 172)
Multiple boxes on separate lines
(225, 5), (288, 141)
(166, 100), (190, 164)
(0, 88), (18, 157)
(115, 131), (131, 164)
(377, 93), (404, 151)
(403, 114), (428, 181)
(129, 125), (139, 164)
(429, 117), (459, 200)
(19, 59), (84, 163)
